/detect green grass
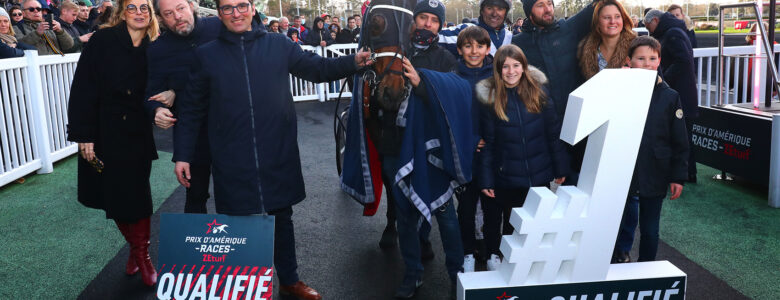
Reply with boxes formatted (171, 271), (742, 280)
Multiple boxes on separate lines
(0, 152), (180, 299)
(660, 164), (780, 300)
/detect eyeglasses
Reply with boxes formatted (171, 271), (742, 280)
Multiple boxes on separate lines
(25, 7), (43, 12)
(218, 2), (250, 15)
(126, 4), (150, 14)
(12, 13), (23, 16)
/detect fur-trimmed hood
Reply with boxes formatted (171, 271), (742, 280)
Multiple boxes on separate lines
(577, 29), (637, 80)
(475, 65), (547, 105)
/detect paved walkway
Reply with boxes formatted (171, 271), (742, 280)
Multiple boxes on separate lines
(77, 101), (747, 299)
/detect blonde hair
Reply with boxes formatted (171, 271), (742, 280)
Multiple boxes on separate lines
(101, 0), (159, 41)
(60, 0), (79, 12)
(1, 15), (16, 36)
(490, 45), (546, 121)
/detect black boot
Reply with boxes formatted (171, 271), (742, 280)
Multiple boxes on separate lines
(379, 223), (398, 249)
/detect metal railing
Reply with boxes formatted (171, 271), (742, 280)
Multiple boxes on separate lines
(694, 44), (780, 106)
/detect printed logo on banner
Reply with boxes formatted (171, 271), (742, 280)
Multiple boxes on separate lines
(157, 213), (275, 300)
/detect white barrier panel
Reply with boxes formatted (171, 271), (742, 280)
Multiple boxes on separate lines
(291, 45), (324, 102)
(38, 54), (79, 162)
(322, 44), (358, 100)
(0, 56), (43, 187)
(693, 44), (780, 106)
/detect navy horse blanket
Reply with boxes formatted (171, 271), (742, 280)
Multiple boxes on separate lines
(340, 69), (477, 222)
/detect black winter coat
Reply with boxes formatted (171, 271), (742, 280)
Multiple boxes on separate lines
(476, 68), (569, 190)
(512, 2), (594, 117)
(145, 16), (221, 165)
(652, 12), (699, 119)
(629, 77), (689, 197)
(304, 18), (333, 46)
(67, 23), (158, 222)
(175, 25), (357, 214)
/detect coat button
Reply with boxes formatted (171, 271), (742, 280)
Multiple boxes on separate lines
(122, 115), (126, 120)
(126, 89), (131, 95)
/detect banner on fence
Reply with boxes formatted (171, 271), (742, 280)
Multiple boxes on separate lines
(156, 213), (274, 300)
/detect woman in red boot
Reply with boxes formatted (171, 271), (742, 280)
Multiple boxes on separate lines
(67, 0), (160, 287)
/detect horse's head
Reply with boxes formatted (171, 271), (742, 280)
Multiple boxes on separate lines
(371, 46), (409, 111)
(362, 0), (415, 112)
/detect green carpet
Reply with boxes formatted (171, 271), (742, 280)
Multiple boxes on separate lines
(0, 152), (180, 299)
(661, 164), (780, 300)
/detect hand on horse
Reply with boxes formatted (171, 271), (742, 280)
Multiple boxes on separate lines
(402, 58), (420, 87)
(354, 48), (374, 68)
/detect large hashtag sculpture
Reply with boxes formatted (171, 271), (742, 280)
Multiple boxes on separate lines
(493, 69), (658, 286)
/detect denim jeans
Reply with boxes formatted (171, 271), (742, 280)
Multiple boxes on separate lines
(615, 195), (665, 261)
(382, 155), (463, 281)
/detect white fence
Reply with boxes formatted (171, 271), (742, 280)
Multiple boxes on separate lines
(292, 44), (358, 102)
(1, 50), (79, 187)
(693, 44), (780, 106)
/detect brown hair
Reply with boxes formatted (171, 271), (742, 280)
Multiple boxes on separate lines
(490, 44), (546, 121)
(456, 25), (490, 49)
(666, 4), (683, 14)
(627, 35), (661, 58)
(101, 0), (159, 41)
(591, 0), (634, 35)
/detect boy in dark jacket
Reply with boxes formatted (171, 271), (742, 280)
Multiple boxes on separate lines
(453, 25), (493, 273)
(613, 36), (689, 263)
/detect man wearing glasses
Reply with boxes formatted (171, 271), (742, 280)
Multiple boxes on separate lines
(145, 0), (221, 214)
(13, 0), (73, 55)
(172, 0), (372, 299)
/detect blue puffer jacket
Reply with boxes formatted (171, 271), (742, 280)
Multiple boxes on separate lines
(455, 56), (494, 141)
(652, 12), (699, 119)
(476, 67), (569, 189)
(511, 2), (594, 117)
(175, 25), (357, 214)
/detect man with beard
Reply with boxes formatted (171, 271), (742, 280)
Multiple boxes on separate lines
(439, 0), (512, 57)
(512, 0), (595, 184)
(145, 0), (221, 213)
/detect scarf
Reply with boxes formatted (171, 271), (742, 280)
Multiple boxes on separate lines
(0, 32), (17, 45)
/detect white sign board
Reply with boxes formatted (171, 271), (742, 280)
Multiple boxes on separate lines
(458, 69), (687, 299)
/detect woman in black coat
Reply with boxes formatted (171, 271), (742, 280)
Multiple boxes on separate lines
(304, 16), (332, 47)
(66, 0), (160, 287)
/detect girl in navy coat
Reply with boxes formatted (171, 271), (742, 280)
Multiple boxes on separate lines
(476, 44), (569, 269)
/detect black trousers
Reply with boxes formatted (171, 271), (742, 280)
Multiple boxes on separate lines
(184, 162), (211, 213)
(456, 182), (482, 255)
(482, 187), (529, 256)
(271, 206), (299, 286)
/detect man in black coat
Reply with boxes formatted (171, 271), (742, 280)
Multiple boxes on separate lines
(145, 0), (221, 213)
(173, 0), (372, 298)
(645, 9), (699, 182)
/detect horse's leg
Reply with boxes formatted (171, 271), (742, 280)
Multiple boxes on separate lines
(366, 116), (399, 249)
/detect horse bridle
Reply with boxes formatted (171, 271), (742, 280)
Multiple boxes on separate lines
(361, 2), (414, 117)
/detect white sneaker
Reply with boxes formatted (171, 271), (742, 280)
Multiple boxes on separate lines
(462, 254), (475, 273)
(487, 254), (502, 271)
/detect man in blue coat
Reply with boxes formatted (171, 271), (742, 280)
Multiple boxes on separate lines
(173, 0), (372, 298)
(644, 9), (699, 183)
(145, 0), (221, 214)
(439, 0), (513, 57)
(513, 0), (595, 184)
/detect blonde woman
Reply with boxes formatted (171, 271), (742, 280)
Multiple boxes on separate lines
(67, 0), (160, 286)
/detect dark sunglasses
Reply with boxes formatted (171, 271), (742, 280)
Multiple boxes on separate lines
(218, 2), (250, 15)
(126, 4), (150, 14)
(26, 7), (43, 12)
(12, 13), (23, 16)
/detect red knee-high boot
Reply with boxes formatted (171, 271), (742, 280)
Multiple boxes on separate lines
(128, 217), (157, 286)
(114, 221), (140, 275)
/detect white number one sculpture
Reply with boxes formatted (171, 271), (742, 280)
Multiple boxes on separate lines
(459, 69), (685, 297)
